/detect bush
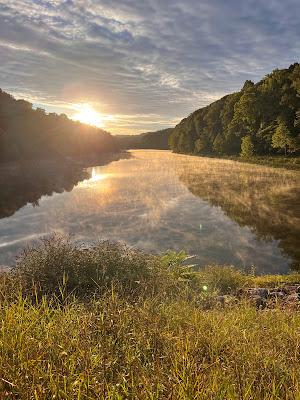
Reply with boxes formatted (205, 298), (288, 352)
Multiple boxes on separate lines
(12, 234), (194, 300)
(197, 265), (248, 294)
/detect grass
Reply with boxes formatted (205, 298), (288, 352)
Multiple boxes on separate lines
(176, 151), (300, 170)
(1, 235), (300, 399)
(231, 155), (300, 170)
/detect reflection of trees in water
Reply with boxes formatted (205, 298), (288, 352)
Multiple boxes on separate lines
(178, 158), (300, 269)
(0, 153), (123, 219)
(0, 161), (88, 219)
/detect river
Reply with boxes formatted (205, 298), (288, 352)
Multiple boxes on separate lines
(0, 150), (299, 273)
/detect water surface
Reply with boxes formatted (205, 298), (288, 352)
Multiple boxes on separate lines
(0, 150), (299, 273)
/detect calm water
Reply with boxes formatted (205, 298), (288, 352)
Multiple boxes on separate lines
(0, 150), (299, 273)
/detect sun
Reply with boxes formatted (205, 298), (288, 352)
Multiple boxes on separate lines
(73, 104), (105, 128)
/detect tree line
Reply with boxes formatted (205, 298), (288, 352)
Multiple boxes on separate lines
(169, 63), (300, 157)
(116, 128), (173, 149)
(0, 89), (119, 163)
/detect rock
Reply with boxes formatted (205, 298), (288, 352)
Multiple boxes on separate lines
(286, 293), (298, 303)
(269, 291), (285, 299)
(215, 295), (225, 307)
(249, 288), (269, 299)
(236, 288), (244, 298)
(253, 296), (267, 310)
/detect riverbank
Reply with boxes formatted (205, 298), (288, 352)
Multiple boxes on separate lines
(174, 151), (300, 170)
(1, 236), (300, 398)
(231, 155), (300, 170)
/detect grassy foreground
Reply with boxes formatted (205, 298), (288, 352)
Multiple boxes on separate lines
(1, 236), (300, 399)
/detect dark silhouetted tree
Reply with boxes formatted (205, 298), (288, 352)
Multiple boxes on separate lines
(0, 89), (119, 163)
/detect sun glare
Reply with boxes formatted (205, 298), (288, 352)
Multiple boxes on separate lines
(90, 168), (108, 182)
(79, 167), (110, 187)
(73, 104), (106, 128)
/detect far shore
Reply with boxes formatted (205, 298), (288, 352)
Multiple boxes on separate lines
(169, 151), (300, 170)
(0, 151), (129, 220)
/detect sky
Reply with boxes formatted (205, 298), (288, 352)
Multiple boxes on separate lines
(0, 0), (300, 134)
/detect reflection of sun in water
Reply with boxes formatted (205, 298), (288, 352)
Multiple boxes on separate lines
(72, 104), (112, 128)
(90, 168), (108, 182)
(79, 168), (110, 187)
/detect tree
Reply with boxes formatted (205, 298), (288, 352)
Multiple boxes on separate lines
(195, 136), (209, 154)
(229, 86), (261, 136)
(0, 89), (119, 163)
(272, 122), (293, 155)
(168, 63), (300, 157)
(240, 135), (255, 158)
(212, 133), (225, 154)
(241, 80), (255, 91)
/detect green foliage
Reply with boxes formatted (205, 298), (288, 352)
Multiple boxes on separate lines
(212, 133), (225, 154)
(197, 265), (248, 294)
(230, 85), (260, 136)
(169, 63), (300, 157)
(194, 135), (209, 153)
(0, 89), (119, 162)
(232, 155), (300, 170)
(240, 135), (255, 158)
(272, 121), (297, 155)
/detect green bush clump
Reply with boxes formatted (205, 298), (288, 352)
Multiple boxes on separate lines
(197, 265), (248, 294)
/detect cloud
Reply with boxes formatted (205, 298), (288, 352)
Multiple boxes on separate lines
(0, 0), (299, 133)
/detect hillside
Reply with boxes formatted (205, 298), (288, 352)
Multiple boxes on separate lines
(169, 63), (300, 157)
(0, 89), (119, 162)
(116, 128), (173, 149)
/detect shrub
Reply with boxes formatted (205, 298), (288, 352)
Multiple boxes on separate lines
(12, 234), (194, 300)
(197, 265), (248, 294)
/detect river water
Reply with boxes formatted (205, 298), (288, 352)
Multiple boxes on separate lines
(0, 150), (299, 273)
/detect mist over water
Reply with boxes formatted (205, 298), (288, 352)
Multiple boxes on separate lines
(0, 150), (299, 273)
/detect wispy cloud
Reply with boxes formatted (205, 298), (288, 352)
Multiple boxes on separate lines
(0, 0), (299, 133)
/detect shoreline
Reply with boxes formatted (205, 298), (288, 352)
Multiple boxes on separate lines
(171, 151), (300, 170)
(2, 237), (300, 397)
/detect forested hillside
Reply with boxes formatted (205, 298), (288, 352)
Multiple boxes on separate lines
(0, 90), (119, 162)
(116, 128), (172, 149)
(169, 63), (300, 156)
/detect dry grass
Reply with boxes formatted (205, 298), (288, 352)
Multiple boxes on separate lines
(2, 293), (300, 399)
(1, 236), (300, 399)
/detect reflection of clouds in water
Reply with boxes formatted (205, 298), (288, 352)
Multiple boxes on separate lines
(0, 233), (47, 248)
(0, 150), (297, 272)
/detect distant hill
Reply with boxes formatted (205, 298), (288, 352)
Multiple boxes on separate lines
(116, 128), (173, 150)
(0, 89), (119, 162)
(169, 63), (300, 156)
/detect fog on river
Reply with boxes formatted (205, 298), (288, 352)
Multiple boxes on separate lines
(0, 150), (299, 273)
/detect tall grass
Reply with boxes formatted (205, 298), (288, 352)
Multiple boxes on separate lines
(1, 235), (300, 399)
